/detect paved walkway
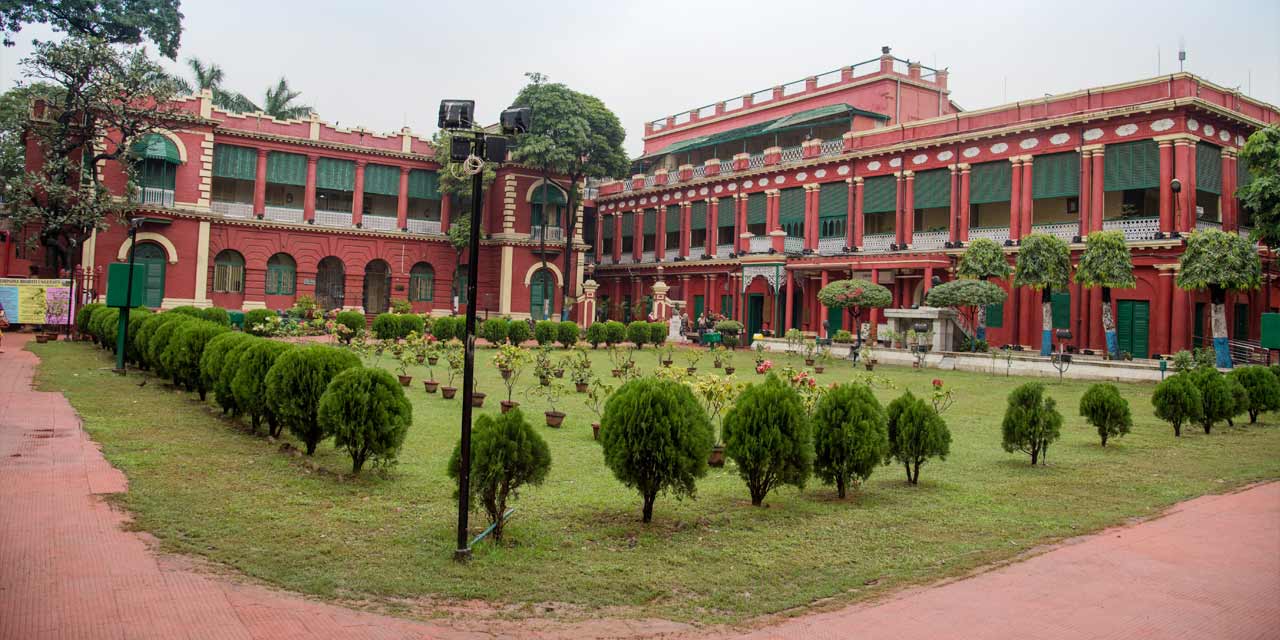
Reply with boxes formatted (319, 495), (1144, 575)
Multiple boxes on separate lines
(2, 333), (1278, 640)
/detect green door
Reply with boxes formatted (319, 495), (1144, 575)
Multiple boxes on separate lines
(826, 304), (843, 336)
(1193, 302), (1206, 347)
(1051, 291), (1071, 329)
(747, 294), (765, 344)
(693, 295), (704, 321)
(530, 270), (555, 321)
(1233, 303), (1250, 340)
(1116, 300), (1150, 359)
(131, 242), (166, 308)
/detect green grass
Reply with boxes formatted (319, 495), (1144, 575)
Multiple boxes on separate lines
(30, 340), (1280, 624)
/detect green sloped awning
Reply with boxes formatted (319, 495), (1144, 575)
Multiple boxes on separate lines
(408, 169), (439, 199)
(316, 158), (355, 191)
(1032, 152), (1080, 199)
(747, 192), (767, 225)
(970, 161), (1012, 204)
(914, 169), (951, 209)
(212, 144), (256, 180)
(691, 201), (707, 230)
(534, 183), (567, 205)
(131, 134), (180, 163)
(364, 163), (401, 197)
(647, 104), (887, 158)
(1103, 140), (1158, 192)
(863, 175), (896, 213)
(266, 151), (306, 186)
(1196, 142), (1222, 195)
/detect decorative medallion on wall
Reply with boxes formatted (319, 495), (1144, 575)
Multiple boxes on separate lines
(662, 193), (670, 201)
(837, 165), (851, 176)
(1019, 138), (1039, 149)
(867, 161), (881, 171)
(1115, 124), (1138, 136)
(937, 150), (954, 161)
(1151, 118), (1175, 132)
(714, 185), (723, 193)
(1083, 128), (1103, 141)
(1203, 124), (1215, 137)
(962, 146), (980, 158)
(990, 142), (1008, 154)
(699, 187), (709, 195)
(1219, 130), (1231, 142)
(815, 169), (828, 178)
(889, 158), (902, 167)
(913, 153), (928, 165)
(773, 176), (785, 184)
(1050, 133), (1070, 145)
(743, 180), (754, 188)
(728, 183), (737, 191)
(1187, 118), (1199, 131)
(796, 172), (807, 181)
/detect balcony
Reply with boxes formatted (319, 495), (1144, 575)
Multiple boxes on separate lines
(1100, 217), (1158, 242)
(313, 210), (352, 227)
(618, 254), (635, 265)
(363, 214), (397, 231)
(863, 232), (893, 252)
(641, 250), (656, 263)
(818, 236), (845, 255)
(968, 226), (1010, 245)
(210, 200), (253, 219)
(1029, 222), (1076, 244)
(264, 206), (304, 224)
(716, 243), (735, 257)
(784, 236), (804, 255)
(405, 218), (441, 235)
(780, 146), (804, 163)
(1195, 219), (1223, 232)
(748, 236), (770, 254)
(530, 226), (565, 243)
(911, 230), (948, 250)
(598, 254), (614, 265)
(132, 187), (174, 208)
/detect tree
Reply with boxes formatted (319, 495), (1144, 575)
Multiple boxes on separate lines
(162, 319), (229, 399)
(884, 390), (951, 484)
(1186, 367), (1235, 434)
(1177, 229), (1262, 368)
(817, 279), (892, 347)
(1, 0), (184, 59)
(1237, 125), (1280, 250)
(430, 128), (492, 281)
(1013, 233), (1072, 356)
(1228, 366), (1280, 424)
(813, 383), (890, 496)
(265, 345), (361, 454)
(0, 83), (59, 186)
(231, 340), (293, 435)
(956, 237), (1012, 342)
(1078, 383), (1132, 446)
(721, 374), (813, 506)
(199, 332), (254, 413)
(510, 74), (629, 321)
(169, 57), (258, 112)
(1074, 230), (1136, 358)
(447, 408), (551, 541)
(599, 378), (712, 523)
(1000, 382), (1062, 465)
(318, 367), (413, 473)
(923, 279), (1007, 350)
(1152, 374), (1203, 437)
(258, 77), (312, 120)
(4, 36), (182, 271)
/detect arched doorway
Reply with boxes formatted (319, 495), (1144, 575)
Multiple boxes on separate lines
(363, 259), (391, 314)
(315, 256), (345, 310)
(530, 268), (556, 321)
(132, 242), (167, 308)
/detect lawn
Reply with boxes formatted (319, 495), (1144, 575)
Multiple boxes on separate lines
(29, 339), (1280, 625)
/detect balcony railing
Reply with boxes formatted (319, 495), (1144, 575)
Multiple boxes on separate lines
(619, 254), (635, 264)
(820, 139), (845, 156)
(818, 236), (845, 255)
(132, 187), (174, 208)
(313, 210), (352, 227)
(1195, 219), (1223, 232)
(747, 153), (765, 169)
(1029, 222), (1077, 244)
(784, 236), (804, 255)
(968, 226), (1010, 245)
(1100, 217), (1159, 242)
(911, 230), (948, 250)
(863, 232), (893, 252)
(598, 254), (613, 265)
(363, 214), (397, 231)
(748, 235), (770, 254)
(264, 206), (304, 223)
(780, 146), (803, 163)
(641, 250), (656, 263)
(692, 165), (706, 179)
(716, 243), (735, 257)
(405, 218), (442, 235)
(210, 200), (253, 218)
(530, 226), (564, 243)
(644, 175), (657, 188)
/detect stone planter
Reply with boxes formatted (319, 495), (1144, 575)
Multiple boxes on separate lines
(575, 382), (589, 393)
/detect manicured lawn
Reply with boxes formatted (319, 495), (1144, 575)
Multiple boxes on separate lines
(30, 339), (1280, 624)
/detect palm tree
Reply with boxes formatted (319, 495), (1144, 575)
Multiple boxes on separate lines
(260, 78), (313, 120)
(171, 57), (259, 113)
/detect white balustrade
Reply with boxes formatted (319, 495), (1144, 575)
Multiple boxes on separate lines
(641, 250), (656, 263)
(692, 165), (706, 178)
(1195, 219), (1223, 232)
(598, 255), (613, 265)
(817, 236), (845, 255)
(362, 214), (397, 231)
(618, 254), (635, 264)
(312, 210), (351, 227)
(405, 218), (441, 235)
(862, 232), (894, 252)
(716, 243), (735, 257)
(968, 226), (1010, 245)
(911, 230), (948, 250)
(644, 175), (657, 188)
(132, 187), (174, 208)
(747, 153), (765, 169)
(780, 146), (803, 163)
(210, 200), (253, 218)
(820, 139), (844, 156)
(783, 236), (804, 254)
(531, 226), (564, 243)
(1100, 217), (1158, 242)
(264, 206), (305, 223)
(1029, 222), (1077, 243)
(748, 235), (770, 253)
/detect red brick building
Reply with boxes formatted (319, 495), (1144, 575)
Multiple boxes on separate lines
(587, 49), (1280, 358)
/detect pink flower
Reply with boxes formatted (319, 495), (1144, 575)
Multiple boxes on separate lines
(932, 378), (943, 388)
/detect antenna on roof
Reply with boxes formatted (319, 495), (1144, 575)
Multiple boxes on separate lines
(1178, 37), (1186, 72)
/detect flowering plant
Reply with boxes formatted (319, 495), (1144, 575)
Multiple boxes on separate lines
(931, 378), (956, 415)
(755, 359), (773, 374)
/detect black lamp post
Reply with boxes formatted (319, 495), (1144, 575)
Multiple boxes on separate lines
(114, 216), (146, 373)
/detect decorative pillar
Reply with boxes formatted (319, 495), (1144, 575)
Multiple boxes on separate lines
(894, 173), (906, 246)
(1079, 149), (1093, 238)
(924, 267), (934, 295)
(768, 190), (785, 253)
(1152, 268), (1173, 357)
(440, 195), (451, 232)
(1221, 149), (1237, 231)
(707, 198), (719, 257)
(352, 159), (367, 227)
(1090, 147), (1105, 232)
(902, 170), (915, 247)
(804, 184), (819, 252)
(1170, 269), (1190, 353)
(303, 154), (318, 222)
(852, 177), (864, 249)
(948, 165), (959, 243)
(581, 279), (598, 325)
(707, 273), (717, 314)
(819, 270), (830, 338)
(784, 269), (795, 332)
(680, 201), (692, 258)
(633, 210), (644, 261)
(655, 205), (667, 261)
(396, 166), (409, 231)
(1181, 140), (1198, 232)
(958, 164), (971, 242)
(612, 213), (623, 264)
(1158, 140), (1174, 234)
(253, 148), (268, 216)
(1020, 156), (1034, 235)
(869, 268), (881, 340)
(736, 194), (749, 253)
(1008, 157), (1023, 241)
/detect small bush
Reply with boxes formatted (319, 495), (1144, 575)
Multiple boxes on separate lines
(200, 332), (255, 409)
(335, 310), (365, 342)
(1188, 367), (1234, 434)
(266, 345), (362, 454)
(1152, 374), (1203, 437)
(832, 329), (853, 344)
(447, 408), (551, 541)
(232, 340), (294, 435)
(397, 313), (425, 338)
(214, 335), (258, 415)
(647, 321), (666, 346)
(318, 367), (413, 473)
(585, 322), (607, 348)
(124, 308), (153, 365)
(600, 378), (713, 523)
(96, 307), (122, 350)
(200, 306), (231, 326)
(132, 312), (175, 368)
(88, 306), (114, 346)
(557, 321), (580, 348)
(885, 390), (950, 485)
(626, 321), (649, 348)
(1000, 382), (1062, 465)
(432, 315), (459, 341)
(372, 313), (402, 340)
(1229, 366), (1280, 424)
(481, 317), (510, 345)
(603, 320), (626, 346)
(813, 383), (890, 496)
(147, 314), (196, 377)
(244, 308), (276, 336)
(76, 302), (104, 335)
(534, 320), (558, 346)
(714, 319), (743, 335)
(168, 305), (202, 318)
(1078, 383), (1132, 446)
(163, 320), (230, 399)
(722, 374), (813, 506)
(506, 318), (531, 345)
(391, 298), (412, 314)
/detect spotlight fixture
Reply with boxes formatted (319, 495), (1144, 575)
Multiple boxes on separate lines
(438, 99), (475, 130)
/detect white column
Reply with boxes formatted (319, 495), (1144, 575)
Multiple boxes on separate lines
(193, 220), (211, 308)
(499, 245), (514, 315)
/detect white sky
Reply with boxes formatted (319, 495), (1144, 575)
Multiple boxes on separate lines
(2, 0), (1277, 157)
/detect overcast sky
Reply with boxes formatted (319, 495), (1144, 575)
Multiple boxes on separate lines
(2, 0), (1277, 156)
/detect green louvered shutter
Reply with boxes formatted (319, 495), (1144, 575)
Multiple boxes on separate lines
(819, 182), (847, 238)
(719, 198), (736, 229)
(1196, 142), (1222, 195)
(827, 304), (843, 332)
(212, 144), (256, 180)
(1103, 140), (1158, 192)
(986, 300), (1004, 328)
(1051, 291), (1070, 329)
(913, 169), (951, 209)
(779, 187), (805, 237)
(970, 161), (1012, 204)
(1238, 155), (1254, 188)
(666, 205), (681, 229)
(603, 216), (614, 241)
(1032, 152), (1080, 199)
(316, 158), (355, 191)
(620, 212), (633, 237)
(690, 201), (707, 230)
(130, 134), (180, 163)
(1116, 300), (1150, 359)
(407, 170), (439, 199)
(364, 164), (400, 196)
(863, 175), (897, 213)
(747, 192), (767, 225)
(266, 151), (306, 186)
(643, 208), (657, 234)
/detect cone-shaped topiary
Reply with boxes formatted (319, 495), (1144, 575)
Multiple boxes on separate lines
(124, 308), (153, 365)
(200, 332), (255, 408)
(1152, 374), (1203, 437)
(266, 345), (362, 454)
(163, 320), (230, 399)
(214, 335), (258, 415)
(585, 322), (607, 348)
(447, 408), (551, 541)
(722, 373), (813, 506)
(1000, 382), (1062, 465)
(1078, 383), (1132, 446)
(132, 312), (173, 369)
(1228, 366), (1280, 424)
(600, 377), (712, 523)
(92, 307), (120, 350)
(813, 383), (890, 496)
(885, 390), (951, 485)
(480, 317), (509, 345)
(1187, 367), (1235, 434)
(232, 340), (294, 435)
(319, 367), (413, 473)
(88, 306), (114, 346)
(625, 321), (649, 348)
(604, 320), (626, 346)
(535, 320), (559, 346)
(75, 302), (104, 335)
(559, 321), (581, 348)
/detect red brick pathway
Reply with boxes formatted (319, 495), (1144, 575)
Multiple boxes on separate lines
(2, 334), (1278, 640)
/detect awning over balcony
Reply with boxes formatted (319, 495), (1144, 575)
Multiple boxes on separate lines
(130, 134), (180, 164)
(645, 103), (888, 159)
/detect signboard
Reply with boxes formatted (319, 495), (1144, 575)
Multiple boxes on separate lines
(105, 263), (146, 308)
(0, 278), (73, 326)
(1261, 313), (1280, 350)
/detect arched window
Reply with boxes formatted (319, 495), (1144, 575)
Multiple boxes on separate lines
(213, 249), (245, 293)
(130, 133), (180, 207)
(265, 253), (296, 295)
(132, 242), (167, 308)
(409, 262), (434, 302)
(530, 183), (567, 233)
(530, 268), (556, 321)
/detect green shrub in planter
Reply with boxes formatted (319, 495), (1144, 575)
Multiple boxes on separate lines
(585, 322), (607, 348)
(232, 340), (294, 435)
(1228, 366), (1280, 424)
(534, 320), (558, 346)
(168, 305), (202, 318)
(722, 373), (813, 505)
(557, 321), (580, 348)
(831, 329), (854, 344)
(1000, 382), (1062, 465)
(812, 383), (890, 496)
(1187, 367), (1235, 434)
(600, 378), (712, 523)
(647, 321), (666, 346)
(1078, 383), (1132, 446)
(164, 320), (230, 399)
(1152, 374), (1203, 437)
(214, 335), (258, 415)
(334, 310), (365, 342)
(147, 314), (196, 377)
(432, 315), (458, 341)
(603, 320), (626, 346)
(481, 317), (510, 345)
(124, 308), (153, 365)
(266, 345), (362, 454)
(506, 318), (531, 345)
(200, 306), (231, 326)
(76, 302), (104, 335)
(372, 313), (401, 340)
(626, 321), (649, 348)
(200, 332), (255, 409)
(318, 367), (413, 473)
(448, 408), (551, 540)
(243, 308), (276, 336)
(884, 390), (950, 485)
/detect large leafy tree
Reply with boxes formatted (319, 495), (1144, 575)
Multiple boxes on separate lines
(1237, 125), (1280, 250)
(169, 56), (258, 112)
(1, 0), (184, 59)
(4, 35), (182, 271)
(1177, 229), (1262, 368)
(1074, 230), (1135, 358)
(511, 73), (628, 321)
(956, 237), (1012, 342)
(258, 77), (312, 120)
(923, 279), (1007, 349)
(817, 278), (892, 348)
(1013, 233), (1072, 356)
(0, 82), (59, 184)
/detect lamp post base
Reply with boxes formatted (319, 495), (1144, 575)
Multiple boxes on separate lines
(453, 547), (472, 562)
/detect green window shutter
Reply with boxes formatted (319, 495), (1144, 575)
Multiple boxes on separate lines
(969, 161), (1012, 204)
(407, 170), (439, 199)
(694, 295), (704, 320)
(690, 201), (707, 230)
(316, 158), (355, 191)
(266, 151), (306, 186)
(138, 159), (176, 190)
(1238, 155), (1254, 188)
(212, 144), (257, 180)
(621, 213), (633, 237)
(533, 184), (567, 205)
(719, 198), (736, 229)
(130, 133), (180, 163)
(1116, 300), (1132, 356)
(827, 304), (843, 331)
(779, 188), (805, 237)
(863, 175), (897, 213)
(1233, 303), (1249, 339)
(1116, 300), (1149, 358)
(1051, 291), (1070, 329)
(721, 295), (733, 318)
(364, 164), (401, 196)
(266, 264), (295, 295)
(913, 169), (951, 209)
(643, 208), (657, 234)
(986, 300), (1004, 328)
(603, 217), (615, 240)
(666, 205), (681, 229)
(747, 192), (767, 225)
(1103, 140), (1158, 192)
(1196, 142), (1222, 195)
(1031, 152), (1080, 199)
(819, 182), (848, 218)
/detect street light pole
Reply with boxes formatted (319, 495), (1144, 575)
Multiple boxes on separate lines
(454, 134), (486, 562)
(114, 218), (143, 373)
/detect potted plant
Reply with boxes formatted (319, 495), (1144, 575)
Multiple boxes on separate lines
(860, 342), (877, 371)
(534, 346), (554, 385)
(420, 340), (440, 393)
(753, 340), (767, 365)
(692, 374), (741, 467)
(710, 344), (723, 369)
(684, 348), (703, 375)
(814, 345), (831, 374)
(785, 328), (804, 356)
(660, 343), (675, 367)
(391, 341), (415, 386)
(722, 352), (736, 375)
(493, 344), (532, 413)
(585, 377), (613, 440)
(554, 353), (571, 379)
(608, 345), (630, 378)
(802, 339), (817, 366)
(570, 349), (593, 392)
(530, 380), (566, 427)
(441, 341), (464, 399)
(715, 319), (743, 349)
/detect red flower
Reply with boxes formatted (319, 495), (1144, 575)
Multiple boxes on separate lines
(932, 378), (943, 388)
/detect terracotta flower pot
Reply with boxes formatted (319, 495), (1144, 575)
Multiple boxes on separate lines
(814, 366), (825, 374)
(662, 360), (673, 367)
(864, 362), (876, 372)
(500, 368), (512, 380)
(686, 367), (697, 375)
(423, 380), (439, 393)
(804, 358), (815, 366)
(398, 375), (413, 386)
(545, 411), (566, 427)
(611, 369), (621, 378)
(724, 367), (735, 375)
(553, 369), (564, 378)
(540, 376), (550, 386)
(592, 422), (600, 440)
(500, 400), (518, 413)
(428, 356), (439, 366)
(713, 359), (722, 369)
(35, 335), (48, 344)
(441, 386), (457, 399)
(708, 444), (726, 467)
(416, 355), (426, 363)
(575, 382), (589, 393)
(471, 392), (486, 408)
